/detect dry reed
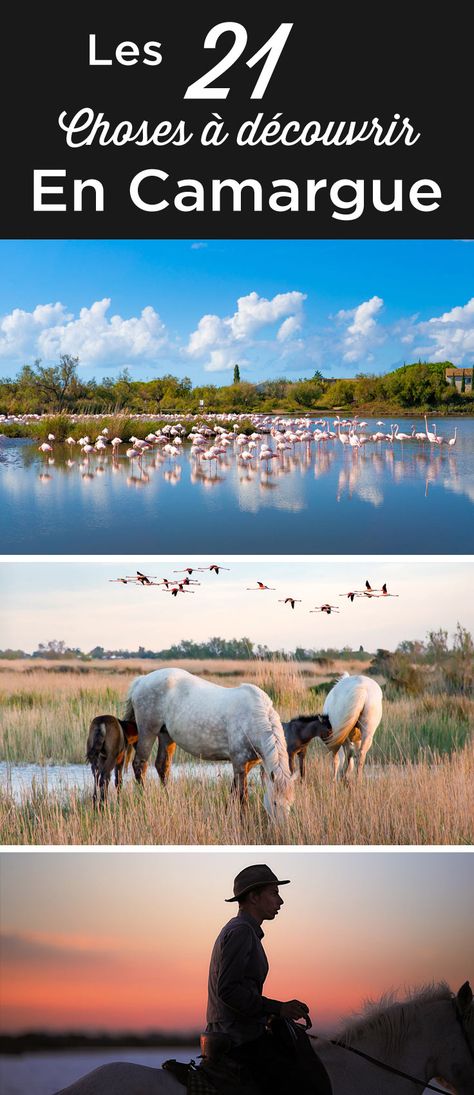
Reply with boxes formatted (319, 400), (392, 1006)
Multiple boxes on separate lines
(1, 658), (472, 846)
(0, 744), (472, 846)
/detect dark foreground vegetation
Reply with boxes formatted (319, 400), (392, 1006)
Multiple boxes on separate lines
(0, 1031), (199, 1054)
(0, 355), (473, 422)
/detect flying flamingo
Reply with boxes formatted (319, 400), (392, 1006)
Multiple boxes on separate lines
(164, 585), (195, 596)
(380, 582), (399, 597)
(203, 564), (231, 574)
(247, 582), (276, 590)
(109, 578), (129, 584)
(173, 567), (205, 575)
(311, 604), (340, 614)
(279, 598), (302, 609)
(125, 571), (157, 586)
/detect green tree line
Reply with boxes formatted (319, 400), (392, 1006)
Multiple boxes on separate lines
(0, 355), (472, 416)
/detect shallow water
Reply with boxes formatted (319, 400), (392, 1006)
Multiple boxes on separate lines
(0, 1047), (196, 1095)
(0, 417), (472, 552)
(0, 760), (233, 802)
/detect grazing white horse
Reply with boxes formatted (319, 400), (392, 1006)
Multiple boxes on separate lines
(124, 667), (294, 823)
(52, 982), (474, 1095)
(322, 673), (383, 780)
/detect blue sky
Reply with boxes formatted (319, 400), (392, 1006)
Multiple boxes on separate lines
(0, 239), (473, 384)
(1, 557), (472, 653)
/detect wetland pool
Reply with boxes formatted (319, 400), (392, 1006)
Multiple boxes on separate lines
(0, 417), (472, 553)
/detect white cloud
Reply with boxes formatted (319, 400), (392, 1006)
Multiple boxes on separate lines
(186, 290), (306, 372)
(187, 313), (227, 357)
(0, 303), (71, 358)
(0, 299), (169, 366)
(204, 348), (249, 373)
(412, 297), (474, 363)
(277, 315), (301, 342)
(335, 296), (385, 363)
(228, 290), (306, 340)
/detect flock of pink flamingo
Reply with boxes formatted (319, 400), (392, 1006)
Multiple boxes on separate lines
(109, 567), (399, 614)
(109, 565), (230, 598)
(35, 414), (459, 471)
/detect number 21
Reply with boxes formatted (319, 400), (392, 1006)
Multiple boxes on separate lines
(184, 22), (293, 100)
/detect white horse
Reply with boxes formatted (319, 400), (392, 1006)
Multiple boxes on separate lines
(124, 667), (294, 823)
(52, 982), (474, 1095)
(322, 673), (383, 780)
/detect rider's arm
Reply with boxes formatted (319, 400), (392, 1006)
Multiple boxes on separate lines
(216, 925), (282, 1018)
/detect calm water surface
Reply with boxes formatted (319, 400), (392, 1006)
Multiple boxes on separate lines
(0, 760), (233, 801)
(0, 418), (472, 553)
(0, 1047), (196, 1095)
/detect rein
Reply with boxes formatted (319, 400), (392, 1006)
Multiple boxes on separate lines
(308, 1033), (449, 1093)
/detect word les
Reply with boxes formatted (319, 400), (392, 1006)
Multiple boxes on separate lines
(89, 34), (162, 66)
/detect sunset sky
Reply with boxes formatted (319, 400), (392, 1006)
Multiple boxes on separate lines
(1, 556), (472, 654)
(1, 850), (472, 1034)
(0, 239), (473, 382)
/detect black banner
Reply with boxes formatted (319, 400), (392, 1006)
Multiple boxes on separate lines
(1, 4), (472, 237)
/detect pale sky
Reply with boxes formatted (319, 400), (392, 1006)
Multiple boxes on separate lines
(1, 850), (472, 1033)
(0, 556), (472, 654)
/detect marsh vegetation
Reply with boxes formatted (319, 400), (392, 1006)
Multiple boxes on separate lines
(1, 658), (472, 845)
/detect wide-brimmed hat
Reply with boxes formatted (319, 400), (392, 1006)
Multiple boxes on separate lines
(225, 864), (290, 902)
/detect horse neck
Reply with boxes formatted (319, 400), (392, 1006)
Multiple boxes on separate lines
(339, 995), (451, 1082)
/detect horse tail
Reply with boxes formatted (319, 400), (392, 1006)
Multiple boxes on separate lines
(322, 675), (368, 750)
(86, 716), (107, 764)
(123, 690), (136, 724)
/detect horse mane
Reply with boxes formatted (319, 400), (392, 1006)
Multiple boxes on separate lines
(295, 713), (324, 723)
(335, 982), (453, 1055)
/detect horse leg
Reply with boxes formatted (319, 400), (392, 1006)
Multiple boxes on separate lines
(332, 746), (347, 781)
(298, 746), (307, 780)
(342, 741), (357, 781)
(114, 749), (126, 795)
(98, 770), (111, 807)
(231, 767), (248, 807)
(91, 764), (100, 808)
(132, 730), (155, 785)
(117, 743), (136, 795)
(356, 733), (373, 780)
(155, 727), (176, 785)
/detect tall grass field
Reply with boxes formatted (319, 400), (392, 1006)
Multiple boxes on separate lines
(1, 659), (472, 845)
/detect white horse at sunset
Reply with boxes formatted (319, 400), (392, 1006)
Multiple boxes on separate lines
(52, 982), (474, 1095)
(124, 667), (295, 824)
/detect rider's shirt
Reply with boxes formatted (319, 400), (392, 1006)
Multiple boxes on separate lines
(206, 910), (283, 1045)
